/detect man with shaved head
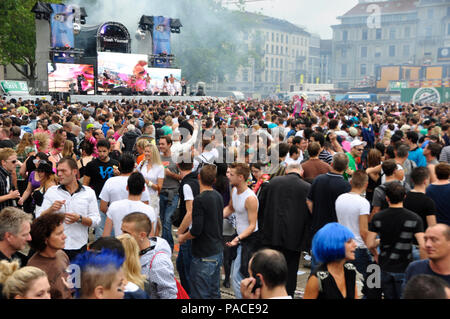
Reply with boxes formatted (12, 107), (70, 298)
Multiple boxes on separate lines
(404, 224), (450, 288)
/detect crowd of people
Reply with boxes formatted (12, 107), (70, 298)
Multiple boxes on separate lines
(0, 94), (449, 299)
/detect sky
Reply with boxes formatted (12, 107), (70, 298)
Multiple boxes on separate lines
(223, 0), (359, 39)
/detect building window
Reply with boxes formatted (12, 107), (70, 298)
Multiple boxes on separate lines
(389, 28), (396, 40)
(375, 47), (381, 58)
(403, 45), (410, 57)
(448, 23), (450, 36)
(389, 45), (395, 57)
(281, 34), (284, 43)
(266, 44), (269, 54)
(265, 71), (268, 82)
(280, 59), (283, 69)
(376, 29), (382, 40)
(276, 46), (279, 55)
(341, 48), (347, 58)
(243, 69), (249, 82)
(272, 32), (274, 41)
(286, 47), (288, 55)
(428, 8), (434, 19)
(447, 7), (450, 16)
(343, 30), (348, 41)
(361, 64), (366, 76)
(271, 45), (274, 54)
(341, 64), (347, 77)
(405, 27), (410, 38)
(276, 58), (279, 68)
(362, 30), (368, 40)
(426, 26), (432, 37)
(271, 58), (274, 67)
(266, 57), (269, 67)
(405, 69), (411, 80)
(361, 46), (367, 58)
(286, 35), (288, 44)
(276, 33), (279, 42)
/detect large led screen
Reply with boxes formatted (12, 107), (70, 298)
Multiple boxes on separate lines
(97, 52), (182, 95)
(48, 63), (94, 94)
(97, 52), (149, 92)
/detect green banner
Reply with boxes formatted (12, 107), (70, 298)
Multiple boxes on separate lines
(401, 87), (450, 103)
(0, 81), (29, 95)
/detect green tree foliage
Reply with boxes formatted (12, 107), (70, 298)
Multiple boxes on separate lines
(0, 0), (62, 82)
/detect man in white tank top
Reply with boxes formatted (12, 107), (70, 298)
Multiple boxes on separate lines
(223, 162), (259, 299)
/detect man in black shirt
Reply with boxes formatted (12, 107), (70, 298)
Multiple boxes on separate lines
(0, 128), (15, 149)
(178, 164), (224, 299)
(83, 139), (119, 239)
(259, 163), (311, 297)
(307, 153), (351, 270)
(0, 207), (32, 266)
(404, 167), (437, 260)
(367, 181), (426, 299)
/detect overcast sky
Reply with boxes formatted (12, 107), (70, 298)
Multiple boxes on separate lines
(224, 0), (359, 39)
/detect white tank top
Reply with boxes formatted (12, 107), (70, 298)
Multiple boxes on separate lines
(232, 187), (258, 235)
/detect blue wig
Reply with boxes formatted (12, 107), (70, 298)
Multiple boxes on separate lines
(71, 249), (125, 298)
(312, 223), (355, 264)
(72, 249), (125, 271)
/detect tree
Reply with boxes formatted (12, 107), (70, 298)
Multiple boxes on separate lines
(0, 0), (62, 84)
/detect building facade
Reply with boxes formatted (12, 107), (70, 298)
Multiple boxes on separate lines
(216, 12), (311, 95)
(332, 0), (450, 90)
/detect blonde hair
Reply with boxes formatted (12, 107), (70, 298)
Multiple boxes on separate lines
(0, 148), (16, 162)
(16, 133), (34, 155)
(136, 138), (150, 151)
(62, 140), (74, 158)
(164, 116), (173, 126)
(144, 143), (162, 165)
(0, 260), (47, 299)
(116, 234), (147, 290)
(34, 133), (49, 153)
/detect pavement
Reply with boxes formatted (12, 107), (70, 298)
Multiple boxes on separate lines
(171, 230), (312, 299)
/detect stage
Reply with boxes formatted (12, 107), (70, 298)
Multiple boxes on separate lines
(3, 94), (219, 104)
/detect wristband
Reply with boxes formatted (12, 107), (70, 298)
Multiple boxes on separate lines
(147, 180), (153, 187)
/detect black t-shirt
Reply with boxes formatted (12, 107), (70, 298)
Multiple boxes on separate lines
(369, 207), (424, 273)
(307, 173), (351, 236)
(0, 140), (15, 149)
(403, 191), (437, 230)
(0, 250), (28, 266)
(190, 190), (224, 258)
(85, 157), (119, 197)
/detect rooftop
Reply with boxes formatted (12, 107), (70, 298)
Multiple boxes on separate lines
(341, 0), (418, 17)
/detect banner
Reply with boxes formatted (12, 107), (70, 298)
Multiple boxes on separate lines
(50, 4), (75, 49)
(401, 87), (450, 103)
(153, 16), (171, 67)
(0, 81), (29, 95)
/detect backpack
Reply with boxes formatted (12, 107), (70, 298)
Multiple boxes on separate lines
(194, 153), (213, 173)
(149, 251), (190, 299)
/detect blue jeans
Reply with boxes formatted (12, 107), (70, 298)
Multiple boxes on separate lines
(381, 271), (405, 299)
(159, 192), (179, 252)
(350, 248), (381, 299)
(231, 245), (244, 299)
(176, 240), (192, 296)
(94, 200), (114, 239)
(190, 252), (223, 299)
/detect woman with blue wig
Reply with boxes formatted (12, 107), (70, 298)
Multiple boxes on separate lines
(303, 223), (359, 299)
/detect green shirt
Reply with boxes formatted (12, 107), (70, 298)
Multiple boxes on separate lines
(344, 152), (356, 180)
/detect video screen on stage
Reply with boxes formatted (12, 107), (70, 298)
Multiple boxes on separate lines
(48, 63), (95, 94)
(97, 52), (182, 95)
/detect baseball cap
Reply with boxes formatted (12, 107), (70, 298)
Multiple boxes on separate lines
(349, 127), (358, 137)
(350, 139), (367, 149)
